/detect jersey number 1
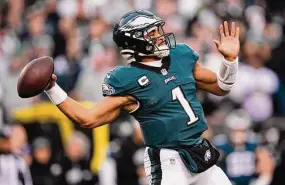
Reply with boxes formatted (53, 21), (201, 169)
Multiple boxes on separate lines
(172, 87), (199, 125)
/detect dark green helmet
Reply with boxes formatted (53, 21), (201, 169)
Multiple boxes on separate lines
(113, 10), (176, 62)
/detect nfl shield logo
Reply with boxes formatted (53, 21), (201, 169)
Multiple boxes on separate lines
(161, 68), (168, 75)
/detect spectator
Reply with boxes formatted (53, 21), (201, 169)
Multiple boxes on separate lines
(259, 117), (285, 185)
(78, 16), (117, 101)
(10, 4), (54, 73)
(0, 2), (20, 77)
(86, 16), (116, 71)
(53, 33), (82, 99)
(213, 109), (274, 185)
(0, 124), (33, 185)
(30, 137), (60, 185)
(24, 4), (54, 57)
(100, 120), (146, 185)
(228, 44), (279, 123)
(0, 82), (8, 127)
(252, 148), (274, 185)
(52, 16), (76, 58)
(58, 131), (96, 185)
(0, 126), (11, 152)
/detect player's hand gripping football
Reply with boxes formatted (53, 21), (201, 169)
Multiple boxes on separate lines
(45, 74), (57, 90)
(213, 21), (240, 61)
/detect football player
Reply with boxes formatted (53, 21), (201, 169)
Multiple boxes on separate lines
(213, 109), (258, 185)
(44, 10), (239, 185)
(214, 109), (274, 185)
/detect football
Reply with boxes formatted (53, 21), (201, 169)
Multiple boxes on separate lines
(17, 56), (54, 98)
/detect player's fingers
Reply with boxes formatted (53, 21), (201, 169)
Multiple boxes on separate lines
(231, 22), (235, 37)
(213, 40), (220, 49)
(224, 21), (230, 36)
(51, 74), (57, 81)
(235, 27), (240, 39)
(219, 24), (225, 38)
(45, 74), (57, 90)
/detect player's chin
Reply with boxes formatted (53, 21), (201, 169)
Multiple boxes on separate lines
(157, 44), (169, 51)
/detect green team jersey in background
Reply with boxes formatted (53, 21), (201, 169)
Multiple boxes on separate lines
(103, 43), (208, 148)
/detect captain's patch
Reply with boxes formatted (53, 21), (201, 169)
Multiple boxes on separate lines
(138, 76), (150, 87)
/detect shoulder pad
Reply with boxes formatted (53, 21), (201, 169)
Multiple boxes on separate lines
(176, 43), (199, 61)
(102, 66), (136, 96)
(103, 66), (125, 96)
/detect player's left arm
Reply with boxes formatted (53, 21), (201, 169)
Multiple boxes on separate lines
(194, 62), (228, 96)
(194, 21), (240, 96)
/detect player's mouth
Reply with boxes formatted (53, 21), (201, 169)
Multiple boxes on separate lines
(155, 37), (167, 47)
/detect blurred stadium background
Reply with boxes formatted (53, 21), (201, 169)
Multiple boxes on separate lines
(0, 0), (285, 185)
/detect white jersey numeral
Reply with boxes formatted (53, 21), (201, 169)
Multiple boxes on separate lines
(172, 87), (199, 125)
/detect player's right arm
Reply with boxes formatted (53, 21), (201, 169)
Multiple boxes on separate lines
(57, 96), (135, 128)
(44, 74), (137, 128)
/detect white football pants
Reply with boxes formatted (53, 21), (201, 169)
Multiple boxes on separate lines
(144, 147), (232, 185)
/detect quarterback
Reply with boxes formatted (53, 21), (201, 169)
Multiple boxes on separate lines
(44, 11), (239, 185)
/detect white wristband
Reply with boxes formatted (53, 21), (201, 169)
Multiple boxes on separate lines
(44, 83), (68, 105)
(217, 57), (238, 91)
(223, 57), (238, 66)
(217, 78), (234, 91)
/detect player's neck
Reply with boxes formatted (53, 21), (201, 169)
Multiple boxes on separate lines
(141, 57), (162, 67)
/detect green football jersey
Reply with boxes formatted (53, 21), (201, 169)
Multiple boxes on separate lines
(102, 43), (208, 148)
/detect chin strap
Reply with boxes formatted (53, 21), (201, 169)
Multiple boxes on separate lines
(121, 49), (137, 63)
(121, 45), (169, 63)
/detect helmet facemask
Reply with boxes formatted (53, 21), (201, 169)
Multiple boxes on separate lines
(140, 23), (176, 58)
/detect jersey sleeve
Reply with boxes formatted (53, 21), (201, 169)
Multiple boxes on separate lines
(175, 43), (200, 72)
(102, 74), (125, 96)
(102, 67), (131, 97)
(183, 44), (200, 62)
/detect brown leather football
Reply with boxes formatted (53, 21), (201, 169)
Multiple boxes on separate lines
(17, 56), (54, 98)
